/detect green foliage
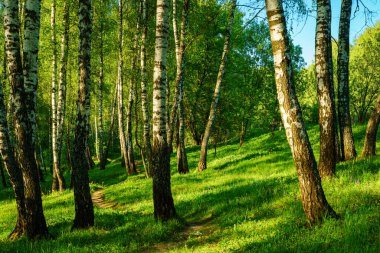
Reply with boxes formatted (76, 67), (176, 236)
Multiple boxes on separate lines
(349, 22), (380, 123)
(0, 125), (378, 252)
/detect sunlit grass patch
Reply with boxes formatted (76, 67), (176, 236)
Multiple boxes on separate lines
(0, 125), (379, 252)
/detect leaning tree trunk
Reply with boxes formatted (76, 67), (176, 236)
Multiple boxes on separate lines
(198, 0), (236, 172)
(315, 0), (337, 178)
(140, 0), (152, 177)
(337, 0), (356, 161)
(265, 0), (337, 225)
(362, 93), (380, 157)
(0, 67), (26, 239)
(4, 0), (49, 239)
(97, 0), (105, 165)
(116, 0), (129, 171)
(176, 0), (190, 174)
(152, 0), (176, 221)
(71, 0), (94, 230)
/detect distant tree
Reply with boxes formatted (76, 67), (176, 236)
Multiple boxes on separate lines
(100, 83), (118, 170)
(198, 0), (237, 172)
(55, 0), (70, 191)
(337, 0), (356, 160)
(175, 0), (190, 174)
(97, 0), (105, 165)
(265, 0), (337, 224)
(167, 0), (180, 152)
(116, 0), (129, 172)
(51, 0), (67, 192)
(362, 93), (380, 157)
(71, 0), (94, 230)
(126, 4), (139, 175)
(140, 0), (152, 177)
(152, 0), (176, 220)
(350, 22), (380, 123)
(315, 0), (337, 178)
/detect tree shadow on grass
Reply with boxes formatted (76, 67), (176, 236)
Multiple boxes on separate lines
(210, 151), (294, 176)
(176, 175), (299, 226)
(337, 156), (380, 176)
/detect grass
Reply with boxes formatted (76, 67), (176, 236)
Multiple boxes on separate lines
(0, 125), (379, 252)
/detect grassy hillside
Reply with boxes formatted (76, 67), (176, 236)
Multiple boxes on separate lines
(0, 125), (379, 252)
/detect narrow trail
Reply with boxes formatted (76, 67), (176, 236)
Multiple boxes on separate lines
(146, 216), (215, 252)
(91, 188), (215, 252)
(91, 188), (119, 209)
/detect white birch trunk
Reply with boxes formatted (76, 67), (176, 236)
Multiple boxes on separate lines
(152, 0), (176, 220)
(198, 0), (236, 171)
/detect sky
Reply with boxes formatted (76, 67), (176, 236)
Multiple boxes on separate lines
(239, 0), (380, 66)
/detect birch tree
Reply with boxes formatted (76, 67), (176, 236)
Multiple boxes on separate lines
(176, 0), (190, 174)
(0, 62), (26, 239)
(152, 0), (176, 220)
(51, 0), (66, 192)
(337, 0), (356, 160)
(50, 0), (58, 191)
(125, 15), (139, 175)
(140, 0), (152, 177)
(97, 0), (105, 165)
(198, 0), (236, 172)
(55, 0), (70, 191)
(362, 92), (380, 157)
(100, 83), (118, 170)
(167, 0), (181, 151)
(315, 0), (337, 178)
(72, 0), (94, 229)
(117, 0), (129, 171)
(4, 0), (49, 239)
(265, 0), (337, 224)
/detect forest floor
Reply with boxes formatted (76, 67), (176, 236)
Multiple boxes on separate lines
(0, 125), (379, 252)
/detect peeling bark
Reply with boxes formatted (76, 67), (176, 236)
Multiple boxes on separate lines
(265, 0), (337, 225)
(198, 0), (236, 172)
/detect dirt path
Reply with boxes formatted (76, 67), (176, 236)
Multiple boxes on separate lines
(146, 216), (215, 252)
(91, 188), (118, 209)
